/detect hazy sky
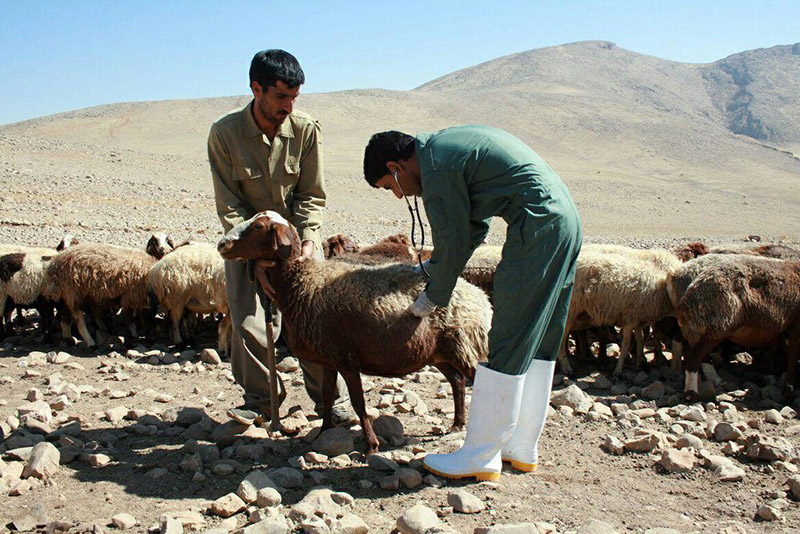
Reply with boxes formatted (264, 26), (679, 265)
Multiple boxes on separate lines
(1, 0), (798, 125)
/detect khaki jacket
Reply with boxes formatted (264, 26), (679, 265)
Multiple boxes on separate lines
(209, 101), (325, 248)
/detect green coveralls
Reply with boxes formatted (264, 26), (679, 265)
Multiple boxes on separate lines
(418, 125), (583, 376)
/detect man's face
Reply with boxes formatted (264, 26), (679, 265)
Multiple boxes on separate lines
(374, 166), (421, 199)
(252, 80), (300, 126)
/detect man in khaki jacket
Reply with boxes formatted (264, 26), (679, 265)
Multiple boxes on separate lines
(209, 49), (353, 425)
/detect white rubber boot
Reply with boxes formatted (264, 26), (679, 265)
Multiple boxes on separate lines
(501, 359), (556, 472)
(423, 364), (525, 481)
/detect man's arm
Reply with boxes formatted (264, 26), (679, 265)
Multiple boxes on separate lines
(209, 126), (251, 233)
(292, 120), (326, 253)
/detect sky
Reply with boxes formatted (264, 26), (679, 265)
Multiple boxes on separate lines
(1, 0), (799, 125)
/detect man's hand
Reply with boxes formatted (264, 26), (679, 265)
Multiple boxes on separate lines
(297, 240), (316, 262)
(409, 291), (437, 317)
(254, 258), (278, 300)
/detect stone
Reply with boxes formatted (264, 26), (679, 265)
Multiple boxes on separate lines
(641, 381), (666, 400)
(17, 400), (52, 424)
(276, 356), (299, 372)
(679, 407), (706, 422)
(764, 409), (783, 424)
(104, 406), (129, 424)
(786, 474), (800, 499)
(602, 435), (625, 455)
(713, 422), (743, 442)
(159, 511), (206, 532)
(373, 415), (404, 443)
(313, 427), (355, 456)
(675, 434), (703, 450)
(474, 524), (548, 534)
(550, 384), (591, 411)
(210, 493), (246, 517)
(447, 489), (485, 513)
(715, 461), (746, 482)
(367, 453), (400, 472)
(111, 513), (137, 530)
(397, 468), (423, 489)
(660, 448), (695, 473)
(396, 504), (440, 534)
(160, 516), (184, 534)
(576, 518), (619, 534)
(256, 487), (282, 508)
(380, 474), (400, 490)
(624, 433), (662, 453)
(269, 467), (303, 488)
(756, 504), (781, 521)
(88, 453), (112, 467)
(199, 348), (222, 365)
(330, 513), (369, 534)
(238, 470), (280, 503)
(242, 511), (289, 533)
(22, 442), (61, 479)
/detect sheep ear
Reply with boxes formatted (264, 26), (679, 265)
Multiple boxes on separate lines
(272, 224), (293, 260)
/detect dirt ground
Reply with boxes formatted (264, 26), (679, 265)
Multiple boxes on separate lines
(1, 128), (800, 533)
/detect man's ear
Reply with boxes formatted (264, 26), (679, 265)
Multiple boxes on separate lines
(251, 81), (262, 98)
(271, 224), (294, 260)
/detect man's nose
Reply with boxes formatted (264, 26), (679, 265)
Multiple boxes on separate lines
(285, 99), (295, 114)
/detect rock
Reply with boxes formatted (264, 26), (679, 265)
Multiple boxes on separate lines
(715, 461), (746, 482)
(242, 512), (289, 533)
(330, 513), (369, 534)
(268, 467), (303, 488)
(295, 488), (354, 522)
(380, 474), (400, 490)
(238, 470), (279, 503)
(111, 513), (138, 530)
(592, 374), (613, 390)
(660, 448), (695, 473)
(576, 518), (619, 534)
(474, 524), (552, 534)
(785, 474), (800, 499)
(641, 381), (666, 400)
(88, 453), (112, 467)
(744, 434), (794, 462)
(397, 468), (423, 489)
(624, 433), (662, 453)
(160, 516), (184, 534)
(551, 384), (591, 411)
(22, 442), (61, 479)
(602, 435), (625, 455)
(367, 454), (400, 472)
(447, 489), (485, 513)
(764, 409), (783, 424)
(210, 493), (246, 517)
(256, 487), (282, 508)
(158, 511), (206, 531)
(713, 422), (743, 442)
(104, 406), (129, 424)
(17, 400), (52, 424)
(276, 356), (299, 372)
(679, 406), (706, 422)
(675, 434), (703, 450)
(199, 348), (222, 365)
(373, 415), (404, 443)
(396, 504), (440, 534)
(756, 504), (781, 521)
(313, 427), (355, 456)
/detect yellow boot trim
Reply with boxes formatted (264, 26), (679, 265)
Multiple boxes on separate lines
(501, 457), (538, 473)
(423, 463), (501, 482)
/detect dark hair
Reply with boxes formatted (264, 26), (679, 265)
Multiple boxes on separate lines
(249, 49), (305, 90)
(363, 131), (416, 186)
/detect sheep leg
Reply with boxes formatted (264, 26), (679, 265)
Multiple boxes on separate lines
(634, 327), (646, 368)
(684, 337), (719, 402)
(217, 313), (231, 356)
(168, 306), (183, 344)
(336, 368), (379, 455)
(556, 330), (574, 375)
(319, 366), (338, 431)
(671, 340), (684, 372)
(613, 326), (634, 377)
(433, 362), (467, 431)
(73, 308), (96, 347)
(784, 327), (800, 398)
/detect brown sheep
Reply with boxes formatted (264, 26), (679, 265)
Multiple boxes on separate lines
(217, 211), (491, 454)
(667, 254), (800, 401)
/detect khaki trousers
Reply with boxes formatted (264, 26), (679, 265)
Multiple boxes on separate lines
(224, 259), (349, 415)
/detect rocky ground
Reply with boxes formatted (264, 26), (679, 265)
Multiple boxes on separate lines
(2, 131), (800, 533)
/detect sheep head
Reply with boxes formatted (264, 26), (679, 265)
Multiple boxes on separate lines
(324, 233), (359, 258)
(146, 232), (176, 259)
(217, 211), (300, 262)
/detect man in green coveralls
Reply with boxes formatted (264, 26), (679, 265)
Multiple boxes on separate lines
(363, 125), (582, 481)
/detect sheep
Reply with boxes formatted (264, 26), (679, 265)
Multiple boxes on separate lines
(323, 234), (359, 258)
(43, 243), (157, 347)
(56, 234), (79, 252)
(145, 232), (176, 259)
(674, 242), (800, 262)
(217, 211), (491, 454)
(557, 245), (682, 376)
(326, 233), (433, 264)
(666, 254), (800, 401)
(461, 245), (502, 299)
(0, 246), (59, 338)
(147, 242), (231, 354)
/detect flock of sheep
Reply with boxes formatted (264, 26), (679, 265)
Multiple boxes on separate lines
(1, 218), (800, 436)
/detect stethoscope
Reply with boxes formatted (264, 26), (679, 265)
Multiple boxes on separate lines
(394, 170), (430, 278)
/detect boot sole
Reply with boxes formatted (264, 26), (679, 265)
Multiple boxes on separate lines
(501, 457), (537, 473)
(423, 463), (501, 482)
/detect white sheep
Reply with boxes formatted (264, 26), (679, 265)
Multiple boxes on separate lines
(0, 246), (59, 337)
(147, 242), (230, 354)
(43, 243), (156, 347)
(558, 244), (682, 376)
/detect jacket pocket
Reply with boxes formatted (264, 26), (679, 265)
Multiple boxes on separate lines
(234, 166), (262, 181)
(284, 158), (300, 180)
